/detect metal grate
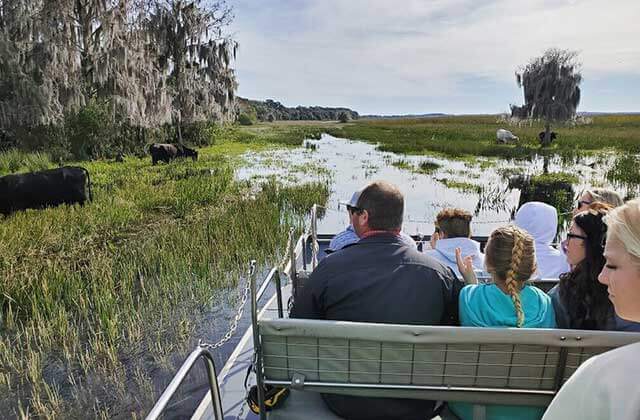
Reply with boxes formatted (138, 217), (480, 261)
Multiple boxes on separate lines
(262, 337), (568, 391)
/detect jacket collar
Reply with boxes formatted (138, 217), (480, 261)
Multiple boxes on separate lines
(357, 232), (403, 245)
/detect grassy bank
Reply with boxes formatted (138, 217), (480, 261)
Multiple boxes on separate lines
(0, 132), (329, 418)
(324, 114), (640, 160)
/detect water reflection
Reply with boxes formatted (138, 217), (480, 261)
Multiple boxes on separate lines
(237, 134), (622, 236)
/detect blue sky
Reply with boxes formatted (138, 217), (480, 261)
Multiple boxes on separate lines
(228, 0), (640, 115)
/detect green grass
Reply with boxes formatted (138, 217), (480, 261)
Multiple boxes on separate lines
(436, 178), (482, 193)
(391, 159), (412, 170)
(0, 132), (329, 418)
(417, 160), (441, 174)
(0, 149), (52, 175)
(323, 115), (640, 160)
(607, 155), (640, 190)
(391, 158), (441, 174)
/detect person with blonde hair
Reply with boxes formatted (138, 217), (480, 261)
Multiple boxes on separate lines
(573, 188), (623, 216)
(543, 199), (640, 420)
(451, 225), (556, 420)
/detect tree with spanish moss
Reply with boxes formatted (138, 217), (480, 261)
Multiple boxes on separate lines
(0, 0), (238, 156)
(146, 0), (238, 142)
(511, 48), (582, 147)
(0, 0), (169, 132)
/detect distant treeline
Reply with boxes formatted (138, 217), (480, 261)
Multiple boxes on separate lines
(360, 113), (447, 119)
(237, 98), (359, 123)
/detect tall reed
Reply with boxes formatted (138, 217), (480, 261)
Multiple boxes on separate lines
(0, 143), (329, 418)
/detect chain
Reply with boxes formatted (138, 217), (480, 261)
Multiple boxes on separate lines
(199, 262), (255, 350)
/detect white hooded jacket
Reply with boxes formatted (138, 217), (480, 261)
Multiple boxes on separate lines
(515, 202), (570, 279)
(425, 237), (485, 278)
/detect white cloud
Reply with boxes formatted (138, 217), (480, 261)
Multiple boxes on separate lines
(229, 0), (640, 113)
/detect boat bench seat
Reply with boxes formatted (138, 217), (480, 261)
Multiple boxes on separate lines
(258, 318), (640, 420)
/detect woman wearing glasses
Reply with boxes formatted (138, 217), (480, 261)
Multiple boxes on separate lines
(543, 199), (640, 420)
(549, 202), (639, 331)
(550, 203), (612, 329)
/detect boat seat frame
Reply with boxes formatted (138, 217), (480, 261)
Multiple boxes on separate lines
(254, 316), (640, 420)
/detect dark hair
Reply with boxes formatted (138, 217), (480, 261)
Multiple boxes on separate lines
(436, 208), (472, 238)
(356, 181), (404, 230)
(559, 204), (612, 329)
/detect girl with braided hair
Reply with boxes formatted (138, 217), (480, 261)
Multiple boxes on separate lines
(450, 225), (555, 420)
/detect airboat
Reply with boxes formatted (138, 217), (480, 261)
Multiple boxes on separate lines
(146, 205), (640, 420)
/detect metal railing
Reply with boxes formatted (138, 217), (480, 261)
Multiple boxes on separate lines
(146, 227), (304, 420)
(146, 344), (223, 420)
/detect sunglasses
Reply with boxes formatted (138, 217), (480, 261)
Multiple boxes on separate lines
(567, 232), (588, 241)
(347, 205), (363, 214)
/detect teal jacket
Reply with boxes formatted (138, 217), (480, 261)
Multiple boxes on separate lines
(450, 283), (556, 420)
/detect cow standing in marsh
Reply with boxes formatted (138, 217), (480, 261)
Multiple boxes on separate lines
(149, 143), (199, 165)
(496, 129), (519, 144)
(0, 166), (92, 216)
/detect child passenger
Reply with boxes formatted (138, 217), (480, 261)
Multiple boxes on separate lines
(449, 225), (556, 420)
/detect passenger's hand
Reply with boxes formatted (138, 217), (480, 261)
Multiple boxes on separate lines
(455, 247), (477, 285)
(430, 232), (439, 250)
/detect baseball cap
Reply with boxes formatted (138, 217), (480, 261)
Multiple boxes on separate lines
(339, 187), (364, 209)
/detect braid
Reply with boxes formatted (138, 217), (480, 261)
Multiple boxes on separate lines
(506, 226), (526, 328)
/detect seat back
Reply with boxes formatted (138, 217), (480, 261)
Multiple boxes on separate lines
(259, 318), (640, 407)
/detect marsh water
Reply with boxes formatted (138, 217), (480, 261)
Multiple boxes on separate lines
(237, 134), (625, 235)
(157, 133), (631, 418)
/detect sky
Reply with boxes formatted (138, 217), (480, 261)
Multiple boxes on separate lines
(228, 0), (640, 115)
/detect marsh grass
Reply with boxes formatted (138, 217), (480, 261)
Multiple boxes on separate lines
(324, 115), (640, 160)
(391, 159), (412, 170)
(391, 158), (441, 174)
(0, 150), (53, 175)
(0, 135), (329, 418)
(417, 160), (441, 174)
(436, 178), (482, 193)
(606, 155), (640, 191)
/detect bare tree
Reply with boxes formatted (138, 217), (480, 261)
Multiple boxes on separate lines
(511, 48), (582, 147)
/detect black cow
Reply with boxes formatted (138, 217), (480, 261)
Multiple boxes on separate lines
(538, 131), (557, 144)
(149, 143), (198, 165)
(0, 166), (92, 216)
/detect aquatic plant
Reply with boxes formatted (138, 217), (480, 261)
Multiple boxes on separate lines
(437, 178), (482, 194)
(417, 160), (441, 174)
(391, 159), (412, 170)
(519, 172), (577, 214)
(606, 155), (640, 191)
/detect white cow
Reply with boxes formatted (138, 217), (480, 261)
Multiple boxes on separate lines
(496, 129), (519, 144)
